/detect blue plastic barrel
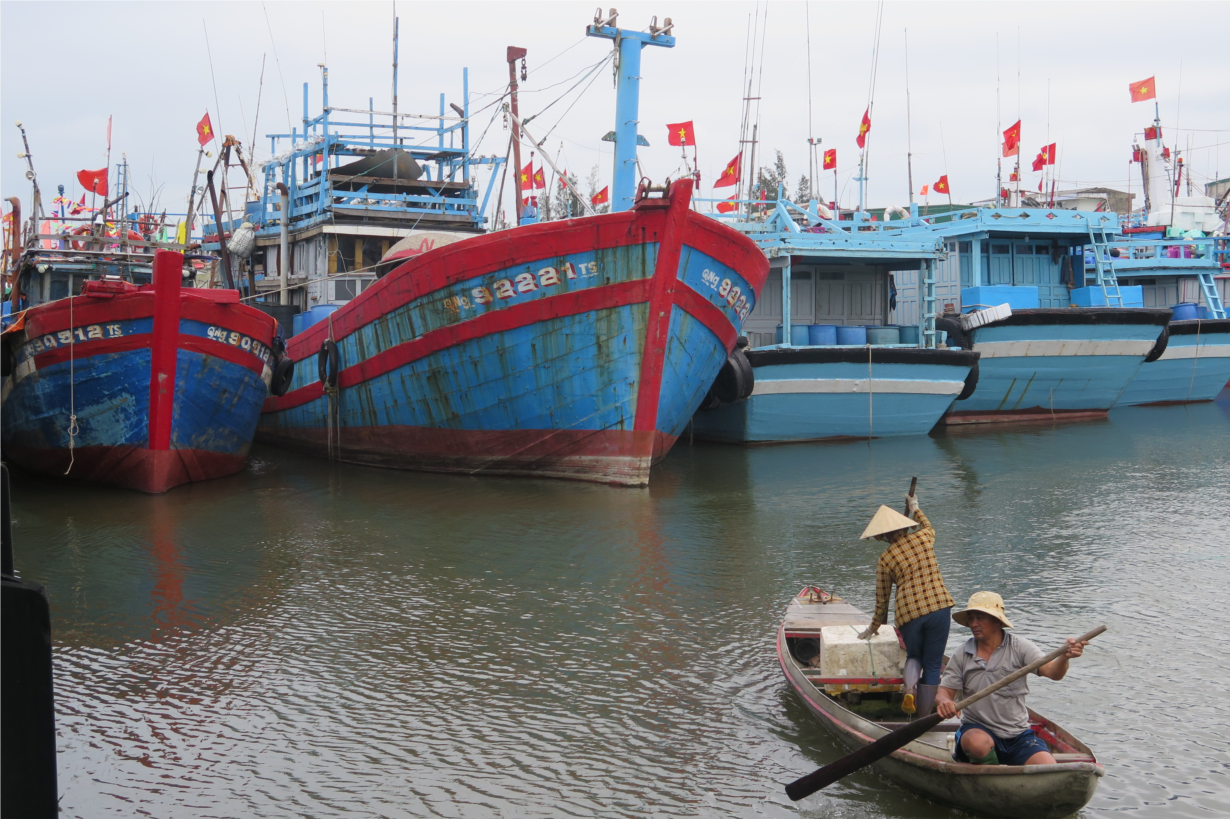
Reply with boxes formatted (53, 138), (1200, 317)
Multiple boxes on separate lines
(299, 304), (342, 333)
(292, 312), (303, 336)
(898, 326), (920, 345)
(1171, 303), (1199, 321)
(808, 324), (838, 345)
(866, 326), (901, 345)
(836, 325), (867, 345)
(775, 324), (812, 345)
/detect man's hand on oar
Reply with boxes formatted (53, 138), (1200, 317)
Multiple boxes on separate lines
(783, 625), (1107, 802)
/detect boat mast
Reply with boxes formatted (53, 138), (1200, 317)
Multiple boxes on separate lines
(904, 28), (914, 205)
(586, 10), (676, 213)
(507, 46), (527, 224)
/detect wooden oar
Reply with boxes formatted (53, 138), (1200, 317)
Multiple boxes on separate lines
(784, 624), (1107, 802)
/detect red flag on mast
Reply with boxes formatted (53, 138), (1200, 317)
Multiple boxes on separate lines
(196, 112), (214, 146)
(666, 121), (695, 147)
(533, 165), (546, 189)
(714, 153), (741, 188)
(1041, 143), (1057, 166)
(1129, 77), (1156, 103)
(855, 108), (871, 149)
(823, 148), (837, 170)
(77, 168), (108, 196)
(591, 186), (609, 206)
(1002, 120), (1021, 157)
(933, 175), (950, 195)
(716, 194), (737, 214)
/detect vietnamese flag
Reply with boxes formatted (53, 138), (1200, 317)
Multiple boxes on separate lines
(933, 175), (950, 195)
(714, 152), (741, 188)
(533, 165), (546, 189)
(519, 161), (534, 189)
(920, 184), (929, 196)
(1002, 120), (1021, 157)
(1041, 143), (1057, 166)
(77, 167), (108, 196)
(666, 121), (695, 147)
(1129, 76), (1156, 103)
(1031, 153), (1045, 172)
(196, 112), (214, 146)
(855, 108), (871, 149)
(591, 186), (609, 206)
(823, 148), (837, 170)
(559, 168), (569, 189)
(716, 195), (737, 214)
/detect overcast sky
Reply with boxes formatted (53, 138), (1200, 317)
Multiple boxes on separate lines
(3, 0), (1228, 225)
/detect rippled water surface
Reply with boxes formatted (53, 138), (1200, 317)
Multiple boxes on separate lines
(9, 397), (1230, 818)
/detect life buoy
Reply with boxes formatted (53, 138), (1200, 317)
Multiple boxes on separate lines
(271, 357), (295, 396)
(1144, 324), (1169, 363)
(317, 340), (340, 388)
(957, 361), (980, 401)
(70, 225), (91, 251)
(139, 215), (156, 237)
(126, 230), (142, 243)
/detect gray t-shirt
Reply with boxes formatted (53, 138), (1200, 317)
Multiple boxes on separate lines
(939, 633), (1045, 739)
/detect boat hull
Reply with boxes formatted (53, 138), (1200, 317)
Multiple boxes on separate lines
(257, 180), (768, 486)
(778, 591), (1102, 819)
(1115, 319), (1230, 406)
(1, 273), (277, 493)
(691, 347), (979, 442)
(943, 308), (1171, 424)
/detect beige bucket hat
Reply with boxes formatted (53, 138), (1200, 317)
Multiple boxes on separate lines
(953, 591), (1014, 628)
(860, 505), (918, 539)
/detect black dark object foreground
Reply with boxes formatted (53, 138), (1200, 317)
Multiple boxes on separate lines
(1, 464), (59, 818)
(785, 624), (1107, 802)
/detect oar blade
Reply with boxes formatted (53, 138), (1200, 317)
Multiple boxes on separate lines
(785, 713), (943, 802)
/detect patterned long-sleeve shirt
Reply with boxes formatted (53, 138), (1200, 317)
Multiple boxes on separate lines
(868, 509), (955, 631)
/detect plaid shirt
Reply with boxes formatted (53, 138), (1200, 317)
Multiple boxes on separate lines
(868, 509), (955, 630)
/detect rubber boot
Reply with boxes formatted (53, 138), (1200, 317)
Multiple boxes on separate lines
(901, 659), (922, 714)
(915, 684), (939, 717)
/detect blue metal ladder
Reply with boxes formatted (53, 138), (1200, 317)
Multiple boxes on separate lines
(1196, 269), (1227, 319)
(1085, 221), (1124, 307)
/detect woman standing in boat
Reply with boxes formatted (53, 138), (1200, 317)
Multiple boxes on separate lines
(855, 488), (955, 717)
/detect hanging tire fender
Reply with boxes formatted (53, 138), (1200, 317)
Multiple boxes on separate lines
(270, 357), (295, 397)
(957, 361), (979, 401)
(935, 316), (967, 350)
(317, 340), (340, 388)
(1144, 324), (1169, 363)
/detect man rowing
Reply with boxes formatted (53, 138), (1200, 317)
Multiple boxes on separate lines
(936, 592), (1090, 766)
(855, 487), (954, 718)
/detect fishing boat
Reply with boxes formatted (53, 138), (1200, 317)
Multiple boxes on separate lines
(691, 200), (978, 442)
(778, 587), (1103, 818)
(2, 244), (283, 493)
(258, 177), (767, 484)
(891, 207), (1173, 424)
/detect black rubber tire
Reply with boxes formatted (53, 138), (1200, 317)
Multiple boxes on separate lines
(935, 316), (967, 350)
(317, 340), (340, 388)
(0, 337), (12, 379)
(713, 348), (754, 404)
(1144, 324), (1169, 363)
(270, 357), (295, 397)
(957, 361), (980, 401)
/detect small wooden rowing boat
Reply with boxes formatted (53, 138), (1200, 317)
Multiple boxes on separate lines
(777, 587), (1103, 818)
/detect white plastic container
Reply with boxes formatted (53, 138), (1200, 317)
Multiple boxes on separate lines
(817, 625), (906, 693)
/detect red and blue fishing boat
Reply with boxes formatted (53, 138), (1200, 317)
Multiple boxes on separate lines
(2, 248), (283, 493)
(258, 178), (768, 484)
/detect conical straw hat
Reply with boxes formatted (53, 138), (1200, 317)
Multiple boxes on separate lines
(860, 505), (918, 539)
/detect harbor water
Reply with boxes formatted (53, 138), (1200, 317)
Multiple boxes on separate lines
(9, 397), (1230, 818)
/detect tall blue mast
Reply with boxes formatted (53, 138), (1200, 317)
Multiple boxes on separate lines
(586, 10), (674, 212)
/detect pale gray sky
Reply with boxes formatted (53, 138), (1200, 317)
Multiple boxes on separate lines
(3, 1), (1228, 224)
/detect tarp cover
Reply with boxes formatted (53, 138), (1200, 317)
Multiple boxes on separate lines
(332, 149), (423, 181)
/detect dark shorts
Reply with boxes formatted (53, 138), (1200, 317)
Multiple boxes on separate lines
(953, 721), (1051, 766)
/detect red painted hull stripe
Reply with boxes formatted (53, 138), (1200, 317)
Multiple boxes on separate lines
(671, 283), (740, 351)
(264, 278), (651, 413)
(31, 333), (268, 376)
(19, 291), (277, 342)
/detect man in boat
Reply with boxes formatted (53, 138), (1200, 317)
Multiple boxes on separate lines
(936, 592), (1089, 766)
(855, 489), (954, 718)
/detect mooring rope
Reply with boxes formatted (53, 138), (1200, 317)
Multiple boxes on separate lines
(867, 342), (874, 441)
(1187, 318), (1201, 402)
(325, 311), (339, 463)
(64, 294), (78, 475)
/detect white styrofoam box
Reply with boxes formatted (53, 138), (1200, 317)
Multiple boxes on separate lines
(959, 303), (1013, 331)
(818, 625), (906, 682)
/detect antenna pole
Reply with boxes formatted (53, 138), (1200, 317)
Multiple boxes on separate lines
(905, 28), (914, 204)
(392, 12), (399, 149)
(507, 45), (527, 223)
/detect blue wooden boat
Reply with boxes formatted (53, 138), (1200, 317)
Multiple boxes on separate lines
(690, 199), (977, 442)
(2, 249), (282, 493)
(257, 179), (767, 484)
(890, 207), (1173, 424)
(1116, 318), (1230, 405)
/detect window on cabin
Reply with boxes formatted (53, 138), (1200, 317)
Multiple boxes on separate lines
(335, 238), (356, 273)
(958, 241), (971, 253)
(1036, 246), (1051, 255)
(991, 244), (1011, 255)
(360, 238), (384, 272)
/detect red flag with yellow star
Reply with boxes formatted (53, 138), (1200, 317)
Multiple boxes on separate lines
(591, 186), (609, 206)
(196, 112), (214, 146)
(666, 121), (695, 147)
(855, 108), (871, 148)
(823, 149), (836, 170)
(716, 194), (737, 214)
(1129, 76), (1156, 103)
(933, 175), (950, 195)
(1002, 120), (1021, 157)
(533, 165), (546, 189)
(713, 152), (741, 188)
(519, 161), (534, 189)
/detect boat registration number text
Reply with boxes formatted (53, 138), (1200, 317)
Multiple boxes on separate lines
(29, 323), (124, 353)
(700, 268), (753, 321)
(205, 326), (272, 360)
(443, 262), (600, 313)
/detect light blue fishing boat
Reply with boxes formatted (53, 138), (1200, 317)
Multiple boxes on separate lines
(891, 207), (1172, 424)
(689, 199), (978, 443)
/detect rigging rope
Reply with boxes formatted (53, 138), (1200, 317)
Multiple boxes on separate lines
(64, 294), (78, 474)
